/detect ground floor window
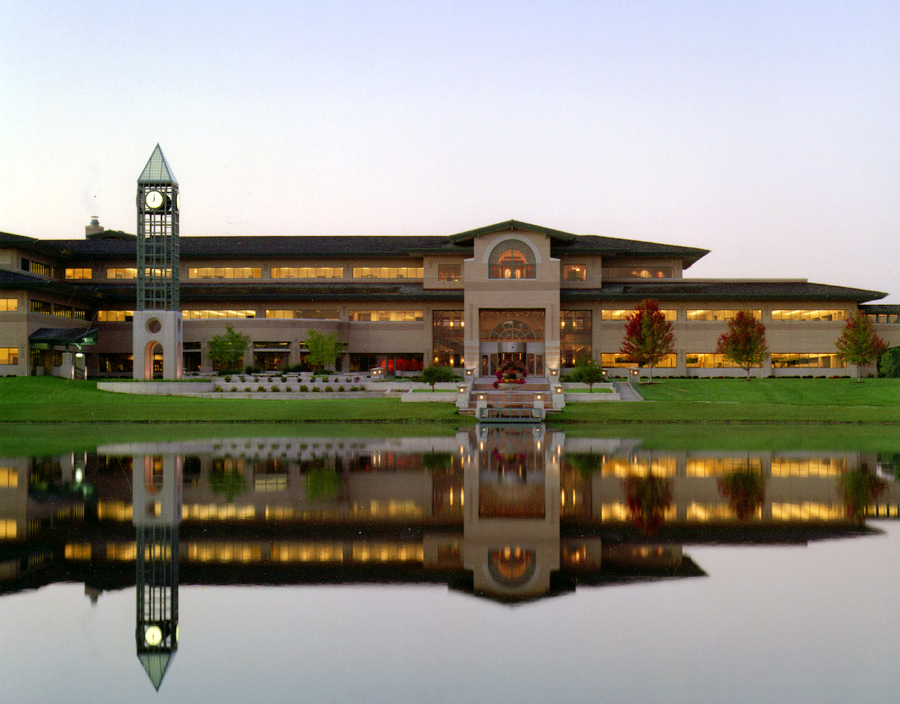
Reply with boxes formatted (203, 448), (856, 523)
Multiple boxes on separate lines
(686, 353), (742, 368)
(433, 311), (464, 367)
(601, 353), (676, 368)
(0, 347), (18, 365)
(183, 342), (201, 372)
(99, 353), (133, 373)
(560, 310), (591, 366)
(253, 342), (291, 371)
(349, 353), (423, 373)
(771, 353), (846, 368)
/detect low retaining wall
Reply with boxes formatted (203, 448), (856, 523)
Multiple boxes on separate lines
(564, 392), (622, 402)
(98, 381), (215, 395)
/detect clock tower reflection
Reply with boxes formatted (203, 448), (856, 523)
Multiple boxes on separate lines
(133, 451), (182, 690)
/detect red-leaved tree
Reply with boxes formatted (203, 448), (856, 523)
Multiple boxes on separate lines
(715, 310), (768, 379)
(619, 299), (675, 381)
(835, 310), (888, 382)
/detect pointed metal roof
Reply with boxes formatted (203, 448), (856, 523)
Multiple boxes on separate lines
(138, 144), (178, 185)
(138, 651), (174, 691)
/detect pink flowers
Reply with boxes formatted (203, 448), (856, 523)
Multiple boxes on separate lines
(493, 359), (527, 388)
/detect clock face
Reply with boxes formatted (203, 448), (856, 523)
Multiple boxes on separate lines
(145, 191), (164, 209)
(144, 625), (163, 646)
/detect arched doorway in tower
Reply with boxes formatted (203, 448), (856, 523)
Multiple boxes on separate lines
(144, 341), (164, 379)
(478, 309), (546, 376)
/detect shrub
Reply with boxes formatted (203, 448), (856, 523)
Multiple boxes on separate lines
(224, 375), (232, 383)
(244, 364), (262, 374)
(230, 386), (238, 392)
(271, 385), (280, 392)
(311, 386), (321, 392)
(213, 387), (224, 393)
(257, 386), (266, 392)
(300, 385), (309, 392)
(338, 385), (345, 392)
(325, 385), (334, 392)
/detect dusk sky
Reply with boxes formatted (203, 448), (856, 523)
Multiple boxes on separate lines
(2, 1), (897, 301)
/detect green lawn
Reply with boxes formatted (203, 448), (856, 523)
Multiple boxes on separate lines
(0, 377), (469, 424)
(558, 378), (900, 424)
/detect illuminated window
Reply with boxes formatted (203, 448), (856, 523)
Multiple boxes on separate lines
(771, 458), (845, 477)
(30, 300), (51, 314)
(97, 310), (134, 322)
(0, 467), (18, 487)
(438, 263), (462, 282)
(348, 310), (423, 322)
(182, 309), (256, 319)
(64, 543), (91, 560)
(271, 266), (343, 279)
(771, 353), (846, 368)
(352, 266), (423, 279)
(488, 240), (535, 279)
(22, 259), (51, 276)
(65, 268), (92, 280)
(771, 503), (843, 521)
(0, 299), (17, 312)
(686, 458), (762, 477)
(265, 309), (340, 320)
(601, 353), (676, 368)
(560, 311), (591, 366)
(602, 266), (674, 279)
(687, 310), (761, 322)
(55, 305), (72, 318)
(433, 311), (464, 367)
(0, 520), (16, 539)
(771, 309), (847, 322)
(0, 348), (18, 365)
(563, 264), (586, 282)
(602, 309), (677, 322)
(686, 353), (742, 368)
(188, 267), (262, 279)
(106, 267), (138, 279)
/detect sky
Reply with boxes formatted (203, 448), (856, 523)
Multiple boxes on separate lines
(1, 1), (898, 301)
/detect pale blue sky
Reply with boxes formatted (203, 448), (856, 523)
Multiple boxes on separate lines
(2, 1), (897, 300)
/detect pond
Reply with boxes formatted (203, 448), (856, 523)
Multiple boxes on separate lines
(2, 423), (900, 703)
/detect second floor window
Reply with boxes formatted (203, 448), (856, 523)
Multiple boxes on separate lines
(489, 240), (535, 279)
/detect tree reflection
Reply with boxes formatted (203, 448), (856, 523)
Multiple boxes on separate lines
(840, 467), (887, 524)
(718, 468), (766, 521)
(306, 458), (342, 502)
(624, 475), (672, 535)
(208, 467), (247, 503)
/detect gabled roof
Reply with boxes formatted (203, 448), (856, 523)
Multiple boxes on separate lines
(138, 651), (174, 691)
(449, 219), (578, 243)
(138, 145), (178, 185)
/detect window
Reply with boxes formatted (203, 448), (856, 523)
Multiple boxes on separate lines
(348, 310), (423, 322)
(265, 309), (340, 320)
(563, 265), (586, 282)
(99, 354), (134, 373)
(30, 300), (51, 314)
(433, 311), (464, 367)
(352, 267), (423, 279)
(188, 267), (262, 279)
(601, 353), (676, 368)
(771, 309), (847, 322)
(350, 353), (423, 373)
(560, 311), (591, 366)
(22, 259), (51, 276)
(97, 310), (134, 322)
(687, 310), (761, 322)
(65, 268), (92, 280)
(686, 353), (742, 368)
(72, 308), (89, 321)
(602, 309), (677, 322)
(271, 267), (343, 279)
(0, 348), (18, 365)
(0, 299), (17, 312)
(182, 309), (256, 319)
(0, 467), (18, 487)
(602, 266), (673, 279)
(437, 264), (462, 282)
(488, 240), (535, 279)
(771, 353), (845, 368)
(866, 313), (900, 324)
(107, 267), (138, 279)
(55, 305), (72, 318)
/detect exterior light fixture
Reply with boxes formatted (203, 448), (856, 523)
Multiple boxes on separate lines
(458, 386), (466, 393)
(549, 368), (559, 377)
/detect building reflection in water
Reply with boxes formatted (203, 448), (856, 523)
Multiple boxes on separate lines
(0, 427), (899, 660)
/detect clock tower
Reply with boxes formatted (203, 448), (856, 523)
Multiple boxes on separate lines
(134, 145), (182, 380)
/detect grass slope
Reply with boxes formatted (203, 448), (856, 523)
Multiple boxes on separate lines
(0, 377), (468, 424)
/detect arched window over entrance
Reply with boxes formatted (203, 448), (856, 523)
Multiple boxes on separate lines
(488, 240), (536, 279)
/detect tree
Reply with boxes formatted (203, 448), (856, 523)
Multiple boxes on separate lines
(880, 347), (900, 378)
(619, 299), (675, 381)
(305, 329), (344, 371)
(715, 310), (768, 379)
(567, 356), (606, 391)
(835, 311), (888, 382)
(421, 364), (456, 391)
(207, 324), (250, 372)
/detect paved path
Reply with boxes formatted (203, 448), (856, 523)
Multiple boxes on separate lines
(614, 380), (644, 402)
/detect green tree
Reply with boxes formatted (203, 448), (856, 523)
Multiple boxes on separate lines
(567, 357), (606, 391)
(207, 324), (251, 373)
(421, 364), (456, 391)
(619, 299), (675, 381)
(835, 311), (888, 382)
(209, 467), (247, 503)
(715, 310), (769, 379)
(305, 329), (345, 371)
(880, 347), (900, 378)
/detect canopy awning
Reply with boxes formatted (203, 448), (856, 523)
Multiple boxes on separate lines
(29, 327), (98, 349)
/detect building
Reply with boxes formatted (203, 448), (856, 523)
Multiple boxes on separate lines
(0, 219), (898, 378)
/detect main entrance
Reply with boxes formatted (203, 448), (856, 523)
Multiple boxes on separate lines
(478, 309), (546, 377)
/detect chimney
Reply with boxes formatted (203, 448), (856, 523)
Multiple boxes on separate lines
(85, 216), (104, 237)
